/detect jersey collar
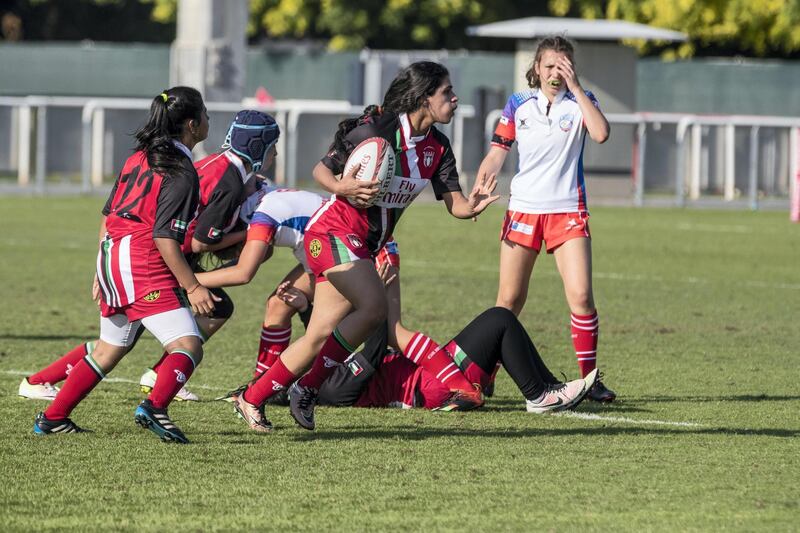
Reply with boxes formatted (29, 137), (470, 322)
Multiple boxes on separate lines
(534, 87), (567, 116)
(172, 140), (194, 160)
(399, 113), (430, 147)
(223, 150), (249, 183)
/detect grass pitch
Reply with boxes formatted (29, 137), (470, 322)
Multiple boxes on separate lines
(1, 197), (798, 531)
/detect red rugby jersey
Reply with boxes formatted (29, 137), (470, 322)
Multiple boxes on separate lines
(182, 151), (247, 255)
(97, 150), (198, 309)
(310, 111), (461, 253)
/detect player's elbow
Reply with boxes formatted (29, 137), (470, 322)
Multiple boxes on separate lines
(592, 125), (610, 144)
(191, 239), (213, 253)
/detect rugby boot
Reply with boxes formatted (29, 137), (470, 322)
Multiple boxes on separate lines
(19, 378), (59, 401)
(526, 369), (597, 413)
(134, 399), (189, 444)
(587, 371), (616, 403)
(433, 384), (484, 412)
(34, 411), (90, 435)
(288, 382), (318, 430)
(231, 393), (273, 433)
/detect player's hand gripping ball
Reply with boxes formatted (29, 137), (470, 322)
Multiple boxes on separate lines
(342, 137), (395, 207)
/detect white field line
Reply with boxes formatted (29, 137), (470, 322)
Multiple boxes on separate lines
(557, 411), (703, 428)
(403, 260), (800, 291)
(2, 369), (226, 391)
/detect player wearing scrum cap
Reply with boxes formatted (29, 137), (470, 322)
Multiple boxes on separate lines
(476, 36), (616, 402)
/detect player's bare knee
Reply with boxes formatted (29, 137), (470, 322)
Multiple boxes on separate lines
(165, 336), (203, 365)
(567, 290), (594, 314)
(266, 294), (294, 325)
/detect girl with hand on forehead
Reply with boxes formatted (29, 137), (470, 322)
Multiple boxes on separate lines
(476, 36), (616, 402)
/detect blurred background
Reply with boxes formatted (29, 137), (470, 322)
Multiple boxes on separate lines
(0, 0), (798, 214)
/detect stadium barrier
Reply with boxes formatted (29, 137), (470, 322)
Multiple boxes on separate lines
(483, 109), (800, 211)
(0, 95), (797, 215)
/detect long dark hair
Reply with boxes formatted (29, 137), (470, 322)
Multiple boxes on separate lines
(525, 36), (575, 89)
(331, 61), (450, 156)
(134, 86), (204, 175)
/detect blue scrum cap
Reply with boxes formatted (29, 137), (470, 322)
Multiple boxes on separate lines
(223, 110), (280, 173)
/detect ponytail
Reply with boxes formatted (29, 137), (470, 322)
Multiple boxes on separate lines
(331, 104), (382, 157)
(134, 86), (205, 175)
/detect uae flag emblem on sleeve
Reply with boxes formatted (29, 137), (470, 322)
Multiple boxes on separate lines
(170, 219), (188, 232)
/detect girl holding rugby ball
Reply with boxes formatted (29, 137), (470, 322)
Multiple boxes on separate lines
(476, 36), (616, 402)
(230, 61), (499, 431)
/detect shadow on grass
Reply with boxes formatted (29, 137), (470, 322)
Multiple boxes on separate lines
(630, 394), (800, 403)
(0, 334), (91, 341)
(283, 424), (799, 441)
(484, 398), (650, 414)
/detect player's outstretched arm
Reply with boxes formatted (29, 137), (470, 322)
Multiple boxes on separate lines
(195, 240), (271, 288)
(441, 173), (500, 219)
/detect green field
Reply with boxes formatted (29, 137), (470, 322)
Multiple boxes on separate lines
(1, 197), (798, 531)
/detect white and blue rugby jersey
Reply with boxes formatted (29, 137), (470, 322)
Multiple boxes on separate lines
(493, 88), (600, 214)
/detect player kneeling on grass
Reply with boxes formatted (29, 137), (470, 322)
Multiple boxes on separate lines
(260, 266), (595, 416)
(20, 109), (280, 403)
(32, 87), (215, 443)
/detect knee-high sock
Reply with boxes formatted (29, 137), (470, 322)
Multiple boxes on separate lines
(255, 325), (292, 378)
(29, 341), (94, 385)
(571, 311), (599, 377)
(404, 332), (474, 392)
(43, 354), (105, 420)
(148, 351), (197, 409)
(243, 357), (297, 406)
(297, 329), (353, 390)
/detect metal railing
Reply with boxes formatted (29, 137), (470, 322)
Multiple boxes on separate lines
(0, 95), (475, 192)
(484, 109), (800, 209)
(1, 94), (797, 211)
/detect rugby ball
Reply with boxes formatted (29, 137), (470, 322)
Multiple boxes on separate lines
(342, 137), (395, 207)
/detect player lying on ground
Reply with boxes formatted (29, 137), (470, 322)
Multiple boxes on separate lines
(32, 87), (214, 443)
(20, 110), (280, 403)
(244, 265), (596, 420)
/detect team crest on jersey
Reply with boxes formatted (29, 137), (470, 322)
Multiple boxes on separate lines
(346, 234), (363, 249)
(309, 239), (322, 258)
(422, 146), (436, 168)
(207, 227), (222, 239)
(143, 290), (161, 302)
(170, 219), (188, 232)
(518, 118), (529, 130)
(559, 114), (574, 132)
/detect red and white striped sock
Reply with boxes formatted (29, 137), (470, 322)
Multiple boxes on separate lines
(44, 354), (105, 420)
(254, 325), (291, 378)
(29, 341), (94, 385)
(571, 311), (599, 378)
(404, 332), (474, 392)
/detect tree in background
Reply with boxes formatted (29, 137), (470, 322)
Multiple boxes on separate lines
(2, 0), (800, 58)
(549, 0), (800, 59)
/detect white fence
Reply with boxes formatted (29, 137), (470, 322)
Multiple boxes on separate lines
(1, 95), (798, 212)
(0, 95), (474, 193)
(484, 109), (799, 210)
